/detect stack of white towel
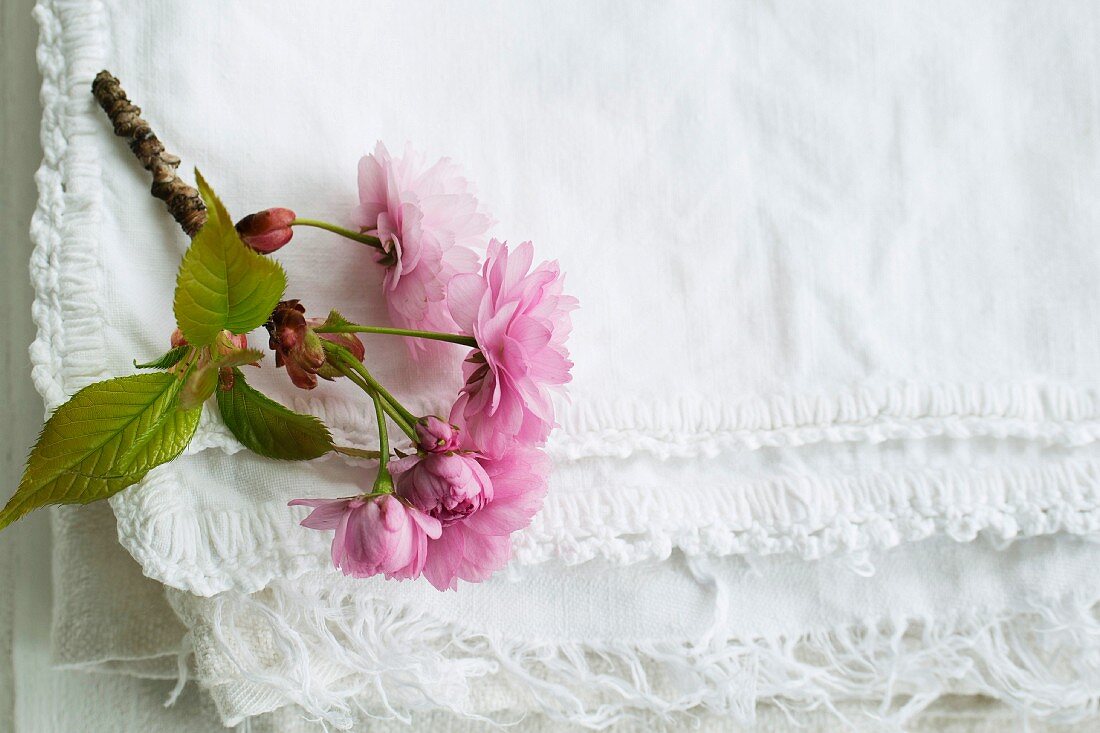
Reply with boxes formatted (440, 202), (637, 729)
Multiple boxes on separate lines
(26, 0), (1100, 729)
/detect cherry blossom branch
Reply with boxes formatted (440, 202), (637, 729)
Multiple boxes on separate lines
(91, 70), (207, 236)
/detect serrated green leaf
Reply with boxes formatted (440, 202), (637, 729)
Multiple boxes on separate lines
(172, 171), (287, 346)
(216, 368), (333, 460)
(0, 373), (201, 531)
(333, 445), (382, 460)
(318, 309), (355, 332)
(134, 345), (192, 369)
(214, 348), (265, 369)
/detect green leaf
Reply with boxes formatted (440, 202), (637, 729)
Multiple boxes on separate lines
(333, 445), (382, 460)
(216, 368), (333, 460)
(134, 345), (192, 369)
(0, 373), (201, 531)
(172, 170), (287, 346)
(317, 308), (355, 332)
(215, 348), (265, 369)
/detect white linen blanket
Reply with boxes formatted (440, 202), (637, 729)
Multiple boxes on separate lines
(27, 0), (1100, 728)
(35, 0), (1100, 596)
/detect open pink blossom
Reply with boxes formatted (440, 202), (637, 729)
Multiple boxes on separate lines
(447, 240), (577, 457)
(289, 495), (441, 581)
(394, 441), (550, 591)
(358, 142), (491, 353)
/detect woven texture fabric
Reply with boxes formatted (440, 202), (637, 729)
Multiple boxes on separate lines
(27, 0), (1100, 728)
(30, 0), (1100, 596)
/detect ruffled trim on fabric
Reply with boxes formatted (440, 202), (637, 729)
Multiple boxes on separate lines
(549, 381), (1100, 460)
(167, 579), (1100, 730)
(115, 455), (1100, 596)
(182, 380), (1100, 461)
(29, 0), (110, 413)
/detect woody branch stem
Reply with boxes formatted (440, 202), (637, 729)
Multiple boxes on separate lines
(91, 70), (207, 236)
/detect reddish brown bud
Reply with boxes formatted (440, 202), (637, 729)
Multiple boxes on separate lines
(306, 318), (365, 380)
(235, 208), (296, 254)
(170, 328), (188, 348)
(265, 300), (327, 390)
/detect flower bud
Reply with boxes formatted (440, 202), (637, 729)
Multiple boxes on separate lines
(415, 416), (462, 453)
(218, 366), (237, 392)
(305, 318), (366, 381)
(170, 328), (188, 348)
(211, 330), (247, 357)
(235, 208), (296, 254)
(180, 361), (219, 410)
(265, 300), (328, 390)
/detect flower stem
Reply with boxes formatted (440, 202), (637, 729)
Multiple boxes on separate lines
(370, 391), (394, 494)
(372, 394), (390, 467)
(338, 365), (418, 442)
(315, 322), (477, 348)
(325, 342), (419, 441)
(291, 218), (382, 248)
(340, 357), (418, 428)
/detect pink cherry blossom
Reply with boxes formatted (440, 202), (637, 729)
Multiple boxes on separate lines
(391, 450), (493, 526)
(289, 494), (441, 581)
(358, 142), (491, 353)
(446, 240), (577, 457)
(395, 441), (550, 591)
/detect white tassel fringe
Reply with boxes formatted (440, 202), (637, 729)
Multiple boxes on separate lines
(168, 582), (1100, 731)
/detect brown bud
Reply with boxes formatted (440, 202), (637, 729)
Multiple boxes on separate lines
(265, 301), (327, 390)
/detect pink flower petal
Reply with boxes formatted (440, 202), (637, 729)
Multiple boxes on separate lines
(463, 446), (549, 536)
(423, 526), (466, 591)
(358, 143), (490, 356)
(457, 532), (511, 583)
(289, 498), (351, 531)
(447, 273), (485, 335)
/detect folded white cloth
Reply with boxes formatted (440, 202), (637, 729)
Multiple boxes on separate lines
(29, 0), (1100, 729)
(44, 500), (1100, 730)
(167, 533), (1100, 729)
(50, 504), (185, 679)
(31, 0), (1100, 595)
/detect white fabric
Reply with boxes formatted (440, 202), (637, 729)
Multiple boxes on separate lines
(5, 511), (242, 732)
(44, 499), (1100, 731)
(50, 504), (185, 679)
(30, 0), (1100, 595)
(27, 0), (1100, 729)
(168, 534), (1100, 729)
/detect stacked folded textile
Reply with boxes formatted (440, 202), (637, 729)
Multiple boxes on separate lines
(24, 0), (1100, 729)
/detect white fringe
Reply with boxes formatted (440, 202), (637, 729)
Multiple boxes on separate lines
(169, 580), (1100, 731)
